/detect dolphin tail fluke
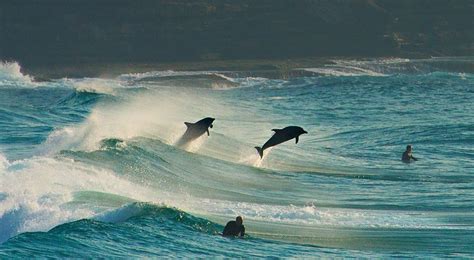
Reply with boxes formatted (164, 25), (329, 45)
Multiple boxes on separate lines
(255, 146), (264, 158)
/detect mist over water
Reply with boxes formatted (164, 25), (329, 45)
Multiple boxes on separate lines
(0, 58), (473, 257)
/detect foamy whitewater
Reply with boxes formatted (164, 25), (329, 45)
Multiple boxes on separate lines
(0, 58), (473, 257)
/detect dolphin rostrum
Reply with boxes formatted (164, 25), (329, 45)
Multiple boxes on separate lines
(176, 117), (215, 147)
(255, 126), (307, 158)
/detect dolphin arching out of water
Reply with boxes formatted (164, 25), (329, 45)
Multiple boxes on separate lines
(255, 126), (307, 158)
(176, 117), (215, 147)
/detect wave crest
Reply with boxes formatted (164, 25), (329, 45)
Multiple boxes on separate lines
(94, 202), (220, 235)
(301, 57), (474, 77)
(0, 61), (34, 85)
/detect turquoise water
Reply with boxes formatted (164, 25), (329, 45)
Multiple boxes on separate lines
(0, 58), (473, 257)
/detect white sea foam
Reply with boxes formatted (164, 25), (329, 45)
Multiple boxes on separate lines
(70, 78), (121, 95)
(257, 96), (290, 101)
(118, 70), (199, 81)
(54, 77), (143, 95)
(303, 65), (386, 77)
(238, 147), (273, 168)
(0, 153), (9, 171)
(118, 70), (235, 82)
(0, 61), (35, 86)
(118, 70), (241, 91)
(231, 76), (276, 89)
(0, 156), (161, 243)
(193, 199), (463, 230)
(301, 58), (420, 77)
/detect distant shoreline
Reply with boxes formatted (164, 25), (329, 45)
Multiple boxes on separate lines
(17, 55), (473, 81)
(19, 57), (326, 80)
(20, 56), (425, 80)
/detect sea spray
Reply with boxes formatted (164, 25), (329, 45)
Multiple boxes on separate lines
(0, 61), (34, 84)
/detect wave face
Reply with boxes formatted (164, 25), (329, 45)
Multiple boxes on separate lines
(1, 57), (474, 258)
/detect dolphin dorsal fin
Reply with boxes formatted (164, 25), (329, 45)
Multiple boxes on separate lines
(185, 122), (193, 128)
(272, 128), (282, 132)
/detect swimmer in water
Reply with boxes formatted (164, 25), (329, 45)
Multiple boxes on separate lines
(222, 216), (245, 237)
(402, 145), (418, 163)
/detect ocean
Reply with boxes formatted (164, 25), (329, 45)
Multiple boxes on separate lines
(0, 57), (473, 258)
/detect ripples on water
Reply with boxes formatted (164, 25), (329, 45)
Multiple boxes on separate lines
(0, 58), (473, 257)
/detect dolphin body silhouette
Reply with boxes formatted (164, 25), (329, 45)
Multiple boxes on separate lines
(176, 117), (215, 147)
(255, 126), (307, 158)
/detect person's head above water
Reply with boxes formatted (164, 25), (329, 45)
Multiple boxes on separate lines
(402, 144), (418, 162)
(236, 216), (243, 226)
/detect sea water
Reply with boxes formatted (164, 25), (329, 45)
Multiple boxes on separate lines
(0, 58), (473, 257)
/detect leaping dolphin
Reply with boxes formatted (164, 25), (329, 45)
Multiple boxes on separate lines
(176, 117), (215, 147)
(255, 126), (307, 158)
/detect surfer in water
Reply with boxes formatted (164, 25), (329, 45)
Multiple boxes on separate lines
(402, 145), (418, 163)
(222, 216), (245, 237)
